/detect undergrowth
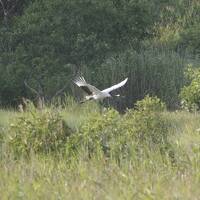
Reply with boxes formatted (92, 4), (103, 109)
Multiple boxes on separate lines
(0, 96), (199, 199)
(7, 103), (72, 156)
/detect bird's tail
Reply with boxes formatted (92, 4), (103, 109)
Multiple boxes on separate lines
(79, 96), (93, 104)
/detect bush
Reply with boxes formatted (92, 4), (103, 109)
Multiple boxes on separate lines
(134, 95), (166, 112)
(66, 96), (172, 161)
(66, 108), (121, 159)
(8, 103), (72, 156)
(124, 96), (169, 149)
(180, 65), (200, 111)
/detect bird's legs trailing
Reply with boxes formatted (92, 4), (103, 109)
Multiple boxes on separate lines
(80, 95), (94, 104)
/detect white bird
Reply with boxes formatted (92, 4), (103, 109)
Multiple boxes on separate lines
(74, 76), (128, 103)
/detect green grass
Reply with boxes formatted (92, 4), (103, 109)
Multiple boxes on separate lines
(0, 106), (200, 199)
(0, 109), (18, 127)
(61, 101), (100, 130)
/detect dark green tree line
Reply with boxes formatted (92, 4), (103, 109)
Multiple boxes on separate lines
(0, 0), (199, 108)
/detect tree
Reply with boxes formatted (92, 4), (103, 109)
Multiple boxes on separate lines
(0, 0), (156, 106)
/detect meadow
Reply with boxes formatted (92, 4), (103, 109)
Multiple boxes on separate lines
(0, 97), (200, 200)
(0, 1), (200, 199)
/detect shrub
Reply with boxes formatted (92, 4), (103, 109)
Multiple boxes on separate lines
(66, 108), (121, 159)
(124, 96), (169, 149)
(8, 103), (72, 156)
(180, 65), (200, 111)
(134, 95), (166, 112)
(66, 96), (172, 161)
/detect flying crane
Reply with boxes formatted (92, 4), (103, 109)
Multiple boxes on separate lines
(74, 76), (128, 103)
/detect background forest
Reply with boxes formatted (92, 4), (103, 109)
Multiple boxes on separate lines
(0, 0), (200, 109)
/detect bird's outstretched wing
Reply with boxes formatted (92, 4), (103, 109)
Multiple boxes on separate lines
(73, 76), (101, 95)
(102, 78), (128, 93)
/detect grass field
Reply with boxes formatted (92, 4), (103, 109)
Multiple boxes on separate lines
(0, 101), (200, 200)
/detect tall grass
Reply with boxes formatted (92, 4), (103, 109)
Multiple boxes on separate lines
(0, 150), (200, 200)
(61, 96), (101, 129)
(0, 99), (200, 199)
(0, 133), (200, 199)
(0, 109), (17, 127)
(89, 47), (200, 110)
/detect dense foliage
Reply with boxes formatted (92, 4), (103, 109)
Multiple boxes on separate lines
(0, 97), (200, 198)
(5, 96), (172, 159)
(180, 65), (200, 111)
(0, 0), (199, 109)
(7, 102), (72, 156)
(66, 96), (172, 161)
